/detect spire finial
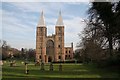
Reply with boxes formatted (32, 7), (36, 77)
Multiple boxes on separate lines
(59, 10), (61, 15)
(38, 10), (46, 27)
(41, 9), (43, 15)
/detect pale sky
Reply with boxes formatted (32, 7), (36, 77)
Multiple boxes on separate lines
(1, 2), (90, 50)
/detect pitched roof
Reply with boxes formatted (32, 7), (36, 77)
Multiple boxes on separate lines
(56, 11), (64, 26)
(38, 11), (46, 27)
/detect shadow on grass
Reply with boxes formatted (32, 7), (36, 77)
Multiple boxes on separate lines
(2, 77), (120, 80)
(81, 63), (120, 78)
(2, 63), (120, 79)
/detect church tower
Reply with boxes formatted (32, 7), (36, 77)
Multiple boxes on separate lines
(54, 11), (65, 61)
(36, 11), (47, 63)
(36, 11), (73, 63)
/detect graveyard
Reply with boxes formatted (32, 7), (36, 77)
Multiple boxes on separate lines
(1, 1), (120, 80)
(2, 60), (119, 79)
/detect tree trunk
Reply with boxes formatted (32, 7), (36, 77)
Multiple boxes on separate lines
(108, 33), (113, 57)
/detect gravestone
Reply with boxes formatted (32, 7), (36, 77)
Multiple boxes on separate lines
(10, 60), (16, 67)
(49, 62), (53, 71)
(59, 64), (62, 71)
(25, 62), (29, 74)
(41, 62), (45, 70)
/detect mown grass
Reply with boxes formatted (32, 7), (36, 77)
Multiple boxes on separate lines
(1, 60), (120, 80)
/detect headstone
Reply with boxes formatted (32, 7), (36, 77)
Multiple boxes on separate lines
(49, 62), (53, 71)
(21, 61), (24, 64)
(41, 62), (45, 70)
(59, 64), (62, 71)
(25, 62), (29, 74)
(10, 60), (16, 67)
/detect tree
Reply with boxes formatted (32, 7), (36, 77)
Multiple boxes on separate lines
(21, 48), (25, 59)
(1, 40), (11, 59)
(27, 48), (35, 61)
(88, 2), (120, 57)
(78, 1), (120, 65)
(20, 48), (35, 61)
(78, 17), (108, 62)
(2, 40), (7, 48)
(74, 49), (82, 61)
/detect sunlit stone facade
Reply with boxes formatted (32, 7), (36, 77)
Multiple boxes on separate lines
(36, 11), (73, 63)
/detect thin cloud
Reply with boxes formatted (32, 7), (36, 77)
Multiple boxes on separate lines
(2, 2), (88, 50)
(64, 17), (86, 50)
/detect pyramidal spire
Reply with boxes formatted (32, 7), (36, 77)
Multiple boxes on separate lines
(38, 10), (46, 27)
(56, 11), (64, 26)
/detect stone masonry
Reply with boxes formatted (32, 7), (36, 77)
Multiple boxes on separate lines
(36, 11), (73, 63)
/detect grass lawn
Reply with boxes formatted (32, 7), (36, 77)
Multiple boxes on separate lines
(1, 60), (120, 80)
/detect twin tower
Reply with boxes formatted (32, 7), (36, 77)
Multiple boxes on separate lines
(36, 11), (73, 63)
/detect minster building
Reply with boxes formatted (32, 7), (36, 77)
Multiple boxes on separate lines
(36, 11), (73, 63)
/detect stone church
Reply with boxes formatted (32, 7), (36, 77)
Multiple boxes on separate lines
(36, 11), (73, 63)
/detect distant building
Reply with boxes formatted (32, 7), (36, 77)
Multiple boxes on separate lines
(36, 11), (73, 63)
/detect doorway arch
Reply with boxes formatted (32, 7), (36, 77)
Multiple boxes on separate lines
(46, 40), (54, 62)
(48, 56), (52, 62)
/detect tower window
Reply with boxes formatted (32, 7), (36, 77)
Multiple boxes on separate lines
(59, 37), (61, 41)
(39, 56), (41, 59)
(59, 28), (62, 31)
(59, 56), (61, 59)
(58, 28), (62, 34)
(58, 45), (60, 48)
(65, 55), (67, 59)
(65, 55), (67, 57)
(69, 55), (70, 57)
(66, 51), (67, 53)
(69, 50), (70, 53)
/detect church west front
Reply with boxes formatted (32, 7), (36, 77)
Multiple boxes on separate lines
(36, 11), (73, 63)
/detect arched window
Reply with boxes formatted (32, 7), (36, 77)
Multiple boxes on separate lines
(46, 40), (54, 55)
(46, 40), (54, 48)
